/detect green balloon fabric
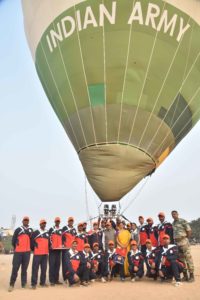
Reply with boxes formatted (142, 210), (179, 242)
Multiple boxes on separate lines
(22, 0), (200, 201)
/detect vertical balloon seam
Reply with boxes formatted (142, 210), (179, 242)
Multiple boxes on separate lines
(51, 19), (89, 148)
(40, 42), (81, 149)
(127, 1), (167, 146)
(74, 4), (98, 147)
(137, 16), (191, 150)
(149, 51), (200, 156)
(117, 0), (135, 144)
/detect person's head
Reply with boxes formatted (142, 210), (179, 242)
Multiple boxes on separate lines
(84, 244), (91, 253)
(162, 234), (170, 246)
(93, 222), (98, 230)
(106, 222), (111, 230)
(54, 217), (61, 227)
(68, 217), (74, 227)
(145, 239), (152, 250)
(108, 240), (114, 251)
(71, 240), (78, 250)
(40, 219), (47, 230)
(138, 216), (144, 225)
(127, 223), (131, 230)
(93, 242), (99, 252)
(171, 210), (179, 221)
(131, 223), (137, 230)
(22, 216), (29, 227)
(101, 220), (106, 229)
(158, 212), (165, 223)
(83, 222), (87, 231)
(130, 240), (138, 251)
(118, 221), (124, 230)
(146, 217), (153, 226)
(78, 223), (83, 232)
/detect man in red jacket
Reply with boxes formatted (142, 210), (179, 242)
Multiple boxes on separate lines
(49, 217), (63, 286)
(31, 219), (49, 289)
(8, 216), (33, 292)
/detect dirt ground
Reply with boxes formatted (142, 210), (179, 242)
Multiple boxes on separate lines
(0, 246), (199, 300)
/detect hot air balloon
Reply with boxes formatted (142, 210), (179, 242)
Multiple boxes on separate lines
(22, 0), (200, 202)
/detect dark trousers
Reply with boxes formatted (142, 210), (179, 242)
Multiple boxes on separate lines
(96, 262), (107, 277)
(129, 264), (144, 278)
(161, 261), (183, 282)
(62, 250), (68, 281)
(112, 263), (125, 278)
(49, 250), (61, 283)
(10, 252), (30, 286)
(31, 255), (48, 286)
(67, 264), (87, 285)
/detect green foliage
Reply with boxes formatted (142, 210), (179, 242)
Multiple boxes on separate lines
(189, 218), (200, 242)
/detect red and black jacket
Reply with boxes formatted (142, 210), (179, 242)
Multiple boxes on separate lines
(147, 225), (158, 247)
(157, 245), (184, 269)
(157, 221), (174, 246)
(12, 226), (33, 253)
(145, 247), (160, 269)
(62, 226), (77, 249)
(139, 224), (148, 246)
(75, 232), (88, 251)
(49, 226), (63, 249)
(64, 249), (82, 276)
(87, 230), (103, 250)
(128, 250), (144, 269)
(31, 230), (49, 255)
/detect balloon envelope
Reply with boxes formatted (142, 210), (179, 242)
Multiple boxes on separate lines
(22, 0), (200, 201)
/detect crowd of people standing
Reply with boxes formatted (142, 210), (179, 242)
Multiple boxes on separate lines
(8, 210), (194, 292)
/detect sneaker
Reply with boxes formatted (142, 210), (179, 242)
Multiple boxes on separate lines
(30, 285), (36, 290)
(55, 281), (63, 285)
(188, 273), (195, 283)
(120, 277), (125, 282)
(22, 284), (27, 289)
(135, 276), (140, 281)
(131, 278), (135, 282)
(80, 281), (88, 287)
(8, 285), (14, 292)
(101, 277), (106, 283)
(90, 279), (95, 283)
(174, 281), (183, 287)
(40, 283), (49, 287)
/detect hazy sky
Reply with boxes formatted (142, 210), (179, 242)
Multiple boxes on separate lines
(0, 0), (200, 229)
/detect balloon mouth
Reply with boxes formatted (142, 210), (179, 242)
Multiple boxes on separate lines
(79, 143), (156, 202)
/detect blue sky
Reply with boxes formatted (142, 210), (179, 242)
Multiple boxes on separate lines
(0, 0), (200, 229)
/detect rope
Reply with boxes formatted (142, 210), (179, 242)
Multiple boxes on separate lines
(121, 176), (150, 214)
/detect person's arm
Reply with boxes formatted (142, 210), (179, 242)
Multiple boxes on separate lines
(12, 228), (20, 249)
(166, 246), (179, 261)
(183, 220), (192, 238)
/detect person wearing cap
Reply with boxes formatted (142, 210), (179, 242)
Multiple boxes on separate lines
(130, 223), (139, 244)
(146, 218), (158, 247)
(62, 217), (77, 281)
(105, 240), (125, 281)
(102, 221), (116, 251)
(30, 219), (49, 289)
(76, 223), (88, 252)
(171, 210), (194, 282)
(82, 222), (88, 233)
(63, 240), (82, 286)
(138, 216), (148, 256)
(87, 221), (103, 250)
(145, 239), (159, 280)
(91, 242), (107, 282)
(157, 234), (184, 287)
(80, 243), (96, 284)
(8, 216), (33, 292)
(49, 217), (63, 286)
(157, 212), (173, 246)
(128, 240), (144, 282)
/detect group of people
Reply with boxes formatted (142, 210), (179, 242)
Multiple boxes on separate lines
(8, 210), (195, 292)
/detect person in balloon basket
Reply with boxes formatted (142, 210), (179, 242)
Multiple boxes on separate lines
(30, 219), (49, 289)
(91, 242), (107, 283)
(62, 217), (77, 280)
(145, 239), (160, 280)
(49, 217), (63, 286)
(64, 240), (88, 287)
(87, 221), (103, 250)
(128, 240), (144, 282)
(76, 223), (88, 252)
(157, 212), (174, 246)
(8, 216), (33, 292)
(146, 217), (158, 247)
(171, 210), (194, 282)
(105, 240), (125, 281)
(157, 234), (184, 287)
(138, 216), (148, 256)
